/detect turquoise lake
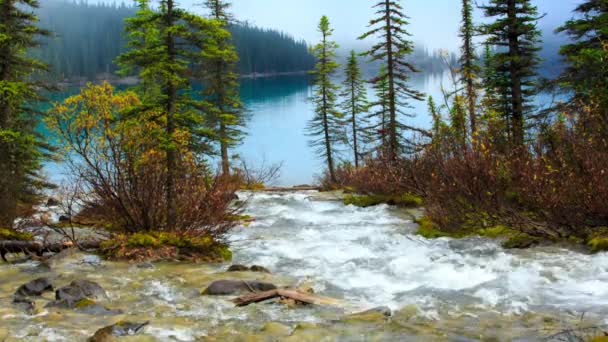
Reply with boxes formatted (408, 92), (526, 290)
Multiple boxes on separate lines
(43, 72), (455, 185)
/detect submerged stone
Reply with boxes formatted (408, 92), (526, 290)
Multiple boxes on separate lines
(89, 321), (149, 342)
(14, 277), (54, 297)
(202, 280), (277, 295)
(56, 279), (106, 301)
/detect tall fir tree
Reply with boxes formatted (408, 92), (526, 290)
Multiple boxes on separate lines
(307, 16), (342, 183)
(459, 0), (480, 138)
(200, 0), (245, 176)
(0, 0), (50, 228)
(556, 0), (608, 125)
(366, 64), (390, 151)
(359, 0), (425, 158)
(117, 0), (223, 229)
(340, 50), (368, 168)
(480, 0), (542, 148)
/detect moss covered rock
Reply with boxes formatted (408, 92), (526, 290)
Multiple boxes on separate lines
(0, 228), (33, 241)
(101, 232), (232, 262)
(587, 237), (608, 253)
(344, 193), (423, 208)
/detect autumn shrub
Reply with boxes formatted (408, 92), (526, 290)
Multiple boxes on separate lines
(47, 83), (239, 259)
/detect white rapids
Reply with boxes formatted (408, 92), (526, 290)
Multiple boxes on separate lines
(231, 191), (608, 318)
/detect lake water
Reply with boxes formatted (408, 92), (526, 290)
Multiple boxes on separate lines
(43, 72), (454, 185)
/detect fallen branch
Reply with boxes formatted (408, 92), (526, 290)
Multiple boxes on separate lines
(0, 240), (102, 262)
(232, 288), (340, 307)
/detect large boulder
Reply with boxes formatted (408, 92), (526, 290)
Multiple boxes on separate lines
(14, 278), (54, 297)
(202, 280), (277, 296)
(56, 280), (107, 302)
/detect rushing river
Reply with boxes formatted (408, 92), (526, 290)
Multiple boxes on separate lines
(1, 191), (607, 341)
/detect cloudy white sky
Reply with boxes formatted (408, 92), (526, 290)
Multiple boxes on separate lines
(100, 0), (584, 50)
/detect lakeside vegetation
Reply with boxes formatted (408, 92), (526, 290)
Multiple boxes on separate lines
(0, 0), (606, 259)
(311, 0), (608, 253)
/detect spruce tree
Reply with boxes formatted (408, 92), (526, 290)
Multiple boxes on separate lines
(459, 0), (480, 137)
(117, 0), (222, 229)
(340, 50), (368, 168)
(359, 0), (425, 158)
(366, 65), (390, 151)
(0, 0), (50, 228)
(480, 0), (542, 148)
(200, 0), (245, 176)
(556, 0), (608, 121)
(307, 16), (342, 183)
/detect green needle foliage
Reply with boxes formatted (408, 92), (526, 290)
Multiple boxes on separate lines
(200, 0), (245, 176)
(359, 0), (425, 158)
(459, 0), (480, 137)
(340, 50), (369, 168)
(366, 64), (391, 151)
(117, 0), (225, 229)
(0, 0), (50, 228)
(479, 0), (542, 148)
(556, 0), (608, 123)
(307, 16), (343, 183)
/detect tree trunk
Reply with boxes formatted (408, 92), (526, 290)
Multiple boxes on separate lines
(384, 0), (398, 159)
(507, 0), (525, 147)
(321, 32), (336, 183)
(165, 0), (177, 230)
(351, 78), (359, 168)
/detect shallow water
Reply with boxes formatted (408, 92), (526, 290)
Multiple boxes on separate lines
(1, 191), (607, 341)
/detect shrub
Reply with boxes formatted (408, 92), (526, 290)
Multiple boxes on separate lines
(47, 83), (240, 260)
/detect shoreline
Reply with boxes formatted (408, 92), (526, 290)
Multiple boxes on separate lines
(54, 70), (311, 88)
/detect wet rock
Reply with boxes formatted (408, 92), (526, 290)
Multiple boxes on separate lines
(227, 264), (250, 272)
(357, 306), (392, 317)
(47, 298), (122, 315)
(12, 296), (36, 314)
(250, 265), (271, 273)
(202, 280), (277, 295)
(47, 197), (60, 207)
(56, 279), (107, 302)
(14, 277), (54, 297)
(226, 264), (271, 273)
(88, 321), (149, 342)
(58, 215), (71, 222)
(261, 322), (291, 336)
(136, 262), (155, 269)
(346, 306), (393, 322)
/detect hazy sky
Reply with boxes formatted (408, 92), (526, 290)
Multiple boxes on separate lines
(93, 0), (584, 51)
(172, 0), (584, 51)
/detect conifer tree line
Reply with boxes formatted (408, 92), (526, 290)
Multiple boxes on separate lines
(0, 0), (250, 234)
(329, 0), (608, 243)
(32, 0), (315, 81)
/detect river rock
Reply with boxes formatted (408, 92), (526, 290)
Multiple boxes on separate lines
(12, 296), (36, 314)
(47, 197), (60, 207)
(88, 321), (149, 342)
(250, 265), (271, 273)
(202, 280), (277, 295)
(226, 264), (271, 273)
(227, 264), (250, 272)
(14, 277), (54, 297)
(56, 280), (107, 301)
(136, 262), (155, 269)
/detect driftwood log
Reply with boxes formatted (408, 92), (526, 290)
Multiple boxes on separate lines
(232, 289), (340, 307)
(0, 240), (102, 262)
